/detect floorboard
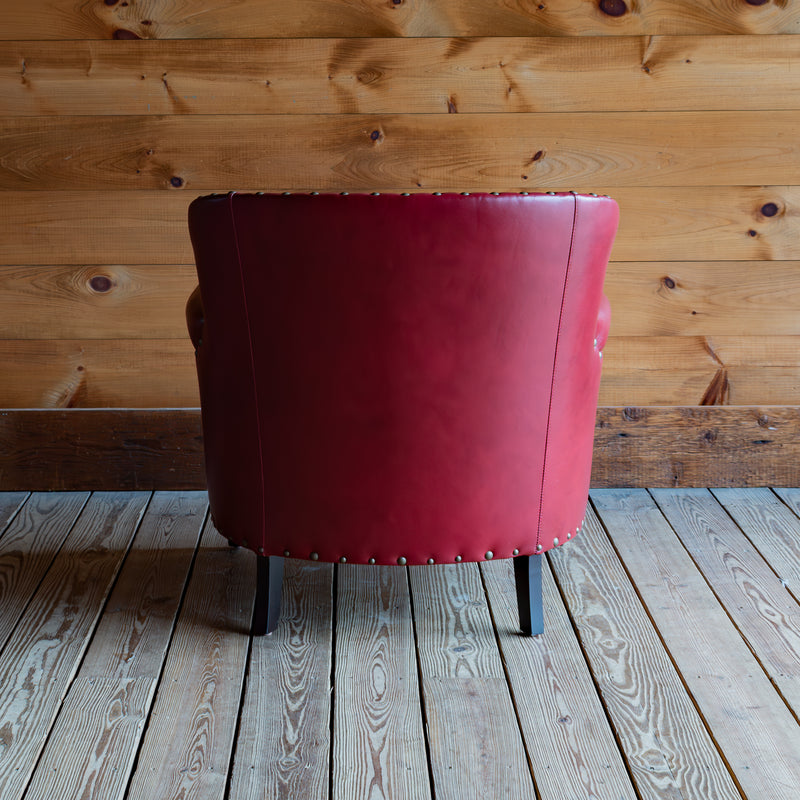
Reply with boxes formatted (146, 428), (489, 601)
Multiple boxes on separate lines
(0, 489), (798, 800)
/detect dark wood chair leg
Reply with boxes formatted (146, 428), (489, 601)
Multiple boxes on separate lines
(253, 555), (284, 635)
(514, 554), (544, 636)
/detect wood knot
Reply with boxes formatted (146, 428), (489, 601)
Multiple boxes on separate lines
(89, 275), (113, 293)
(760, 202), (780, 217)
(113, 29), (141, 40)
(599, 0), (628, 16)
(170, 176), (184, 188)
(662, 276), (676, 289)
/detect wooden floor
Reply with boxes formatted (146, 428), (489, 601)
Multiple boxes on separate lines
(1, 489), (799, 800)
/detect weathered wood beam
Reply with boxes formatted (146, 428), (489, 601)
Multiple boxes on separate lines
(1, 406), (799, 491)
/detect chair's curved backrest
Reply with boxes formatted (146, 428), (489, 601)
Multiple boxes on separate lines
(188, 192), (618, 566)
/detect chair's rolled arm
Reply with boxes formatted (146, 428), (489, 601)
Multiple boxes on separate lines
(595, 293), (611, 352)
(186, 285), (205, 348)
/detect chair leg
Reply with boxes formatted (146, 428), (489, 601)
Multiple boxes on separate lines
(514, 554), (544, 636)
(253, 555), (284, 635)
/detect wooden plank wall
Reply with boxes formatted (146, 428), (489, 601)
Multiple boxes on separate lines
(1, 0), (800, 486)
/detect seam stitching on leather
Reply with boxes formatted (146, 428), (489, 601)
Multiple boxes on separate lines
(227, 193), (267, 547)
(536, 194), (579, 550)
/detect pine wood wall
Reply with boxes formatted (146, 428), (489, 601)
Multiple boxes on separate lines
(2, 0), (800, 488)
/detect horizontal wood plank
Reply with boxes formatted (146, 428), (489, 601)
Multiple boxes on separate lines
(2, 187), (794, 266)
(3, 112), (800, 191)
(0, 339), (198, 408)
(5, 36), (800, 116)
(593, 406), (800, 488)
(7, 259), (800, 342)
(600, 335), (800, 406)
(1, 0), (798, 39)
(606, 261), (800, 337)
(4, 406), (800, 491)
(0, 409), (205, 491)
(7, 334), (800, 409)
(0, 264), (196, 340)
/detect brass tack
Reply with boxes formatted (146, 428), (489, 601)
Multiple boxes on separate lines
(490, 191), (500, 196)
(546, 191), (556, 195)
(310, 551), (319, 561)
(339, 556), (347, 563)
(258, 546), (265, 554)
(340, 191), (349, 196)
(397, 556), (408, 566)
(519, 192), (529, 196)
(281, 191), (291, 196)
(433, 191), (442, 196)
(566, 532), (571, 539)
(460, 192), (470, 196)
(368, 557), (376, 565)
(283, 550), (290, 557)
(553, 537), (560, 547)
(310, 191), (319, 195)
(370, 192), (381, 196)
(512, 548), (520, 556)
(255, 192), (263, 196)
(401, 192), (410, 196)
(536, 544), (543, 552)
(485, 550), (494, 560)
(427, 558), (435, 565)
(454, 555), (462, 563)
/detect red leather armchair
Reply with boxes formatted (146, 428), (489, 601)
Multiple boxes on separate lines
(187, 191), (618, 635)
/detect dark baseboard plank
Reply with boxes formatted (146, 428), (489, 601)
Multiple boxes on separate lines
(1, 406), (798, 491)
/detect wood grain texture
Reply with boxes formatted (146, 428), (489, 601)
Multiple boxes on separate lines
(606, 261), (800, 337)
(0, 492), (149, 800)
(651, 488), (800, 718)
(592, 406), (800, 488)
(8, 334), (800, 410)
(0, 491), (89, 648)
(409, 563), (532, 800)
(2, 0), (799, 39)
(78, 491), (207, 678)
(333, 565), (431, 800)
(0, 339), (198, 408)
(231, 560), (333, 800)
(3, 187), (794, 267)
(712, 487), (800, 597)
(600, 335), (800, 406)
(480, 556), (639, 800)
(0, 492), (31, 537)
(5, 406), (800, 492)
(23, 677), (155, 800)
(125, 519), (254, 800)
(592, 488), (800, 800)
(4, 112), (800, 191)
(549, 506), (741, 800)
(0, 264), (196, 340)
(0, 409), (204, 491)
(5, 36), (800, 116)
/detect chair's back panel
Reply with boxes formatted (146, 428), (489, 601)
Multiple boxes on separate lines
(189, 192), (617, 564)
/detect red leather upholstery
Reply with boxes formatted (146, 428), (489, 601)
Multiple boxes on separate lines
(188, 192), (618, 566)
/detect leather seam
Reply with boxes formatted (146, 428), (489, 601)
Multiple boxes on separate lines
(536, 195), (579, 549)
(227, 193), (267, 547)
